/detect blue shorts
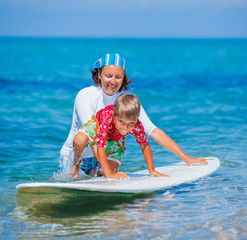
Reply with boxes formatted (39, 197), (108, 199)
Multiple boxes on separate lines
(80, 157), (100, 175)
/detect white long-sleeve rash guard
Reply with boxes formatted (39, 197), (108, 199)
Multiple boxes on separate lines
(60, 85), (156, 161)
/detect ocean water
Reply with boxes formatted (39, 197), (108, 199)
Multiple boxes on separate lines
(0, 37), (247, 239)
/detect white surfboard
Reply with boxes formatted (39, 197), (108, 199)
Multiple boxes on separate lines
(16, 157), (220, 194)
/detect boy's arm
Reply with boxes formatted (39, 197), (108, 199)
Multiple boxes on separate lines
(97, 146), (129, 179)
(140, 143), (169, 177)
(91, 144), (99, 161)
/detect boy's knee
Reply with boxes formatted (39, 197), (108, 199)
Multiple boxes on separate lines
(73, 132), (89, 149)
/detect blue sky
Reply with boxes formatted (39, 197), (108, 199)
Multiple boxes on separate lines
(0, 0), (247, 38)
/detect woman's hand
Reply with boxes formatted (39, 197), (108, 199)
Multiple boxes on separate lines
(183, 156), (208, 166)
(149, 169), (169, 177)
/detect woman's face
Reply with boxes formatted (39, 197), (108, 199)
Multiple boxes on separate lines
(99, 65), (125, 96)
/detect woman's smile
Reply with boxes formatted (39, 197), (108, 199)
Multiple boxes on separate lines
(99, 65), (125, 96)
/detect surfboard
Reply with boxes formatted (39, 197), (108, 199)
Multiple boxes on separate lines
(16, 157), (220, 194)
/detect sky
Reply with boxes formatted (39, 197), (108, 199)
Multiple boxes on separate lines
(0, 0), (247, 38)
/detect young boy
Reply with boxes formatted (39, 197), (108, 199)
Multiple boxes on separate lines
(70, 94), (169, 179)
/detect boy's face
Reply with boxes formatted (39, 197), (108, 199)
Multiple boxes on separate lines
(113, 115), (137, 135)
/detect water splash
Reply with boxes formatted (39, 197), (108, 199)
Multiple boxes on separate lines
(51, 154), (87, 182)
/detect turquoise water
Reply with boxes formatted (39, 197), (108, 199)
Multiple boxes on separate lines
(0, 38), (247, 239)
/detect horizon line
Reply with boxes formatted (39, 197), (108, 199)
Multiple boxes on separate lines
(1, 35), (247, 40)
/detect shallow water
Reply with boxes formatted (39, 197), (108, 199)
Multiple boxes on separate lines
(0, 38), (247, 239)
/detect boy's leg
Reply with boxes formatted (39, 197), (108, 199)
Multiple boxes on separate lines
(71, 115), (99, 178)
(108, 160), (120, 173)
(88, 160), (119, 177)
(88, 141), (121, 177)
(70, 132), (89, 178)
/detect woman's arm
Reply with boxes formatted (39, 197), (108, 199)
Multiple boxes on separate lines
(139, 106), (156, 136)
(149, 128), (208, 166)
(138, 102), (207, 166)
(140, 143), (169, 177)
(75, 88), (97, 125)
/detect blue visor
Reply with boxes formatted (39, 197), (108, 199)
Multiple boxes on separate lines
(94, 53), (126, 71)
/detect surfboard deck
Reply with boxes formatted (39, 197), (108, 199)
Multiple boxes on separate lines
(16, 157), (220, 194)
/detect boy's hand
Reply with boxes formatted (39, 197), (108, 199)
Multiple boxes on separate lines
(149, 169), (169, 177)
(106, 171), (129, 179)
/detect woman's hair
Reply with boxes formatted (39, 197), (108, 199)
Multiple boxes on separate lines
(114, 94), (141, 120)
(91, 68), (131, 91)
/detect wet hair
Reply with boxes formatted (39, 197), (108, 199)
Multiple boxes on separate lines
(91, 67), (131, 91)
(114, 94), (141, 120)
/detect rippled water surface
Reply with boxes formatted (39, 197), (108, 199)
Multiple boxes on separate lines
(0, 38), (247, 239)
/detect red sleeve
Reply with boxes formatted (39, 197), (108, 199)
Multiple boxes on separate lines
(131, 120), (149, 145)
(97, 109), (113, 148)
